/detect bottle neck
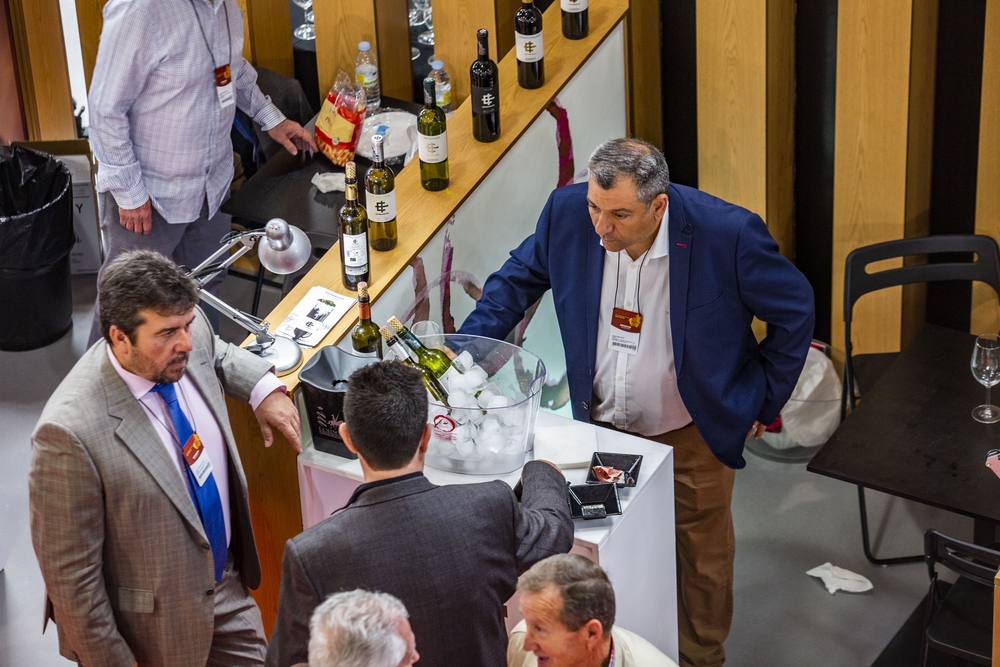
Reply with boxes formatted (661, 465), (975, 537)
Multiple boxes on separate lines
(357, 299), (371, 322)
(423, 81), (437, 109)
(345, 179), (358, 204)
(477, 34), (490, 60)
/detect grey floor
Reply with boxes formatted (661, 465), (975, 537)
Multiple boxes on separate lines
(0, 274), (972, 666)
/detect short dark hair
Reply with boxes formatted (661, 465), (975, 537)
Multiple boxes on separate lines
(343, 361), (428, 469)
(518, 554), (616, 634)
(99, 250), (200, 344)
(588, 138), (671, 206)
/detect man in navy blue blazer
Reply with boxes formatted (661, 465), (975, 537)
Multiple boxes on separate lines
(459, 139), (814, 667)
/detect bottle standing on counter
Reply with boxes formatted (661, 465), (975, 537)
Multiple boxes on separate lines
(429, 60), (453, 113)
(355, 41), (381, 109)
(351, 282), (383, 358)
(380, 326), (450, 404)
(561, 0), (588, 40)
(417, 76), (450, 191)
(515, 0), (544, 89)
(388, 315), (463, 384)
(470, 28), (500, 142)
(365, 134), (397, 251)
(338, 161), (370, 291)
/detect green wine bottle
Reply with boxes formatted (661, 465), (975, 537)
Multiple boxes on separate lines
(365, 134), (397, 251)
(417, 76), (450, 191)
(380, 326), (450, 404)
(387, 315), (462, 384)
(338, 161), (370, 291)
(351, 282), (383, 358)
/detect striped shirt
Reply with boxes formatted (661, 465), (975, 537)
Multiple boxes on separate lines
(88, 0), (285, 223)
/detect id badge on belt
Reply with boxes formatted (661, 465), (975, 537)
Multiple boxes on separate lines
(182, 433), (213, 486)
(215, 64), (235, 108)
(608, 307), (642, 354)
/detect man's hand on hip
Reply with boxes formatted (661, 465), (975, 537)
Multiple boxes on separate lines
(119, 200), (152, 235)
(254, 389), (302, 452)
(266, 119), (317, 156)
(746, 421), (765, 440)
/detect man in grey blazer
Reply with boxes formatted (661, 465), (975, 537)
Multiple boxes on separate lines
(265, 362), (575, 667)
(29, 250), (301, 667)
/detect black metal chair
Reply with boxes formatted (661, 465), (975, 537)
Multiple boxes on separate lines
(920, 529), (999, 666)
(842, 235), (1000, 566)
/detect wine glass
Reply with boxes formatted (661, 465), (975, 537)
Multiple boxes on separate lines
(292, 0), (315, 41)
(971, 334), (1000, 423)
(416, 0), (434, 46)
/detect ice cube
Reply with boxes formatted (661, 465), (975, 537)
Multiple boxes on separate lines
(476, 432), (504, 454)
(476, 390), (495, 409)
(502, 405), (527, 427)
(453, 423), (473, 443)
(455, 439), (475, 458)
(503, 436), (525, 455)
(454, 350), (474, 372)
(480, 417), (501, 434)
(449, 389), (470, 407)
(487, 395), (511, 409)
(466, 366), (489, 388)
(469, 409), (486, 425)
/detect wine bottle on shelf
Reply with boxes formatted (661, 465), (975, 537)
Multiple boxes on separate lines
(470, 28), (500, 143)
(338, 161), (370, 291)
(380, 326), (450, 405)
(561, 0), (588, 40)
(387, 315), (463, 384)
(515, 0), (544, 89)
(417, 77), (450, 191)
(351, 282), (383, 358)
(365, 135), (397, 251)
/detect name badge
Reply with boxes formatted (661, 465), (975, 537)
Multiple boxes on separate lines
(215, 64), (235, 108)
(608, 307), (641, 355)
(182, 433), (213, 486)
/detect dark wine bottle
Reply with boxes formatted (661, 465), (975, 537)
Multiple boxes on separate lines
(515, 0), (544, 89)
(338, 161), (370, 290)
(470, 28), (500, 142)
(561, 0), (588, 40)
(365, 134), (397, 251)
(351, 282), (383, 358)
(417, 77), (450, 191)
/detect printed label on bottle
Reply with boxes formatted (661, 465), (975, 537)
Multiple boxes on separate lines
(561, 0), (588, 12)
(515, 31), (544, 63)
(366, 190), (397, 222)
(418, 131), (449, 164)
(436, 85), (452, 108)
(342, 232), (369, 275)
(472, 85), (499, 114)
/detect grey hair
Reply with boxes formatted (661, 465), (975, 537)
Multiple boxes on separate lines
(517, 554), (615, 634)
(588, 137), (671, 206)
(308, 590), (409, 667)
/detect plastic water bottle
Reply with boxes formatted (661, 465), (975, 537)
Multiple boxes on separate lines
(355, 41), (381, 110)
(429, 60), (452, 113)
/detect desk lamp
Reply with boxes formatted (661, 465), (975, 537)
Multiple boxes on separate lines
(187, 218), (311, 375)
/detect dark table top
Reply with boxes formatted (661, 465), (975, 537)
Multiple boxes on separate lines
(807, 324), (1000, 524)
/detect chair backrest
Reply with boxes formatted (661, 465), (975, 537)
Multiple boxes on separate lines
(924, 529), (1000, 588)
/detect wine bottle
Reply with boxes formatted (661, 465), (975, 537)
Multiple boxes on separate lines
(380, 326), (450, 405)
(561, 0), (588, 40)
(338, 161), (370, 290)
(515, 0), (544, 89)
(387, 315), (462, 384)
(365, 134), (397, 251)
(351, 282), (383, 358)
(417, 77), (450, 191)
(470, 28), (501, 143)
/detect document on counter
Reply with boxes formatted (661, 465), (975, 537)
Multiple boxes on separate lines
(274, 286), (353, 348)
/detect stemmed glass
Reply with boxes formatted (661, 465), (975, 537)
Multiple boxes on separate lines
(416, 0), (434, 46)
(292, 0), (315, 41)
(971, 334), (1000, 423)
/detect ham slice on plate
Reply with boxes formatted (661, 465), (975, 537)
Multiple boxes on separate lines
(593, 465), (624, 484)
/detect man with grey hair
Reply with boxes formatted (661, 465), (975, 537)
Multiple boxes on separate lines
(460, 138), (814, 666)
(508, 554), (676, 667)
(305, 590), (418, 667)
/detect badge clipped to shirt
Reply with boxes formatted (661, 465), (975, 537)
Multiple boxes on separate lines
(214, 64), (235, 108)
(608, 307), (642, 355)
(182, 432), (214, 486)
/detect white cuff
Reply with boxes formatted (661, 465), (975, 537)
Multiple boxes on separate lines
(248, 372), (286, 411)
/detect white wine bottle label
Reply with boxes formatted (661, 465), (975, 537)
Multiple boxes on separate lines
(342, 232), (369, 275)
(472, 85), (499, 114)
(366, 190), (397, 222)
(561, 0), (588, 12)
(515, 31), (544, 63)
(418, 131), (449, 164)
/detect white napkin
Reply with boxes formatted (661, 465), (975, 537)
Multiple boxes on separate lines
(806, 563), (874, 595)
(311, 172), (346, 193)
(533, 422), (598, 469)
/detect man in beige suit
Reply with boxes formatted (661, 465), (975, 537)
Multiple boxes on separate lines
(29, 250), (301, 667)
(508, 555), (678, 667)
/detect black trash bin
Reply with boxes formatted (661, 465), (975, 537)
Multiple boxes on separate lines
(0, 145), (75, 351)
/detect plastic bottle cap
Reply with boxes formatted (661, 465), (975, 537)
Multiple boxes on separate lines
(431, 60), (444, 70)
(358, 41), (371, 51)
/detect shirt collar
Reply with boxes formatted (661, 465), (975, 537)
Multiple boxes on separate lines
(646, 202), (670, 259)
(107, 346), (157, 401)
(343, 471), (425, 509)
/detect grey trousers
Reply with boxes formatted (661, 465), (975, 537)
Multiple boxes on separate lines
(88, 191), (231, 346)
(206, 555), (268, 667)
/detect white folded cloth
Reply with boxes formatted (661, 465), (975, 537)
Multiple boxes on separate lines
(806, 562), (874, 595)
(311, 172), (346, 193)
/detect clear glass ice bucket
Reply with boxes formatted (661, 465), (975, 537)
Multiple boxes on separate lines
(424, 334), (546, 475)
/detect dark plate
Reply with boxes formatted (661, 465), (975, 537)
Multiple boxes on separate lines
(568, 482), (622, 520)
(585, 452), (643, 487)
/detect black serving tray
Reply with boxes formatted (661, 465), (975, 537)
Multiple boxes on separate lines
(568, 482), (622, 520)
(585, 452), (643, 488)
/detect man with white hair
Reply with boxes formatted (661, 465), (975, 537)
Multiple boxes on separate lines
(305, 590), (419, 667)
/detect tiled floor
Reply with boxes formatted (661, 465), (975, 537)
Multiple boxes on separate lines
(0, 274), (972, 666)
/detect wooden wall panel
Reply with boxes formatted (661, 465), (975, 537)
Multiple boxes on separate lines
(374, 0), (411, 100)
(766, 0), (795, 258)
(0, 0), (27, 144)
(433, 0), (517, 106)
(972, 0), (1000, 334)
(73, 0), (105, 90)
(627, 0), (662, 148)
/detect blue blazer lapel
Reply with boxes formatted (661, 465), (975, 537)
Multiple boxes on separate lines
(586, 233), (604, 372)
(669, 187), (693, 375)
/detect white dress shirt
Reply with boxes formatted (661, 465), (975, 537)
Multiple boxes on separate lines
(591, 206), (693, 436)
(108, 347), (284, 545)
(89, 0), (285, 223)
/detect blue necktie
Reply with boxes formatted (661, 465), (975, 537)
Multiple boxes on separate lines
(151, 382), (227, 583)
